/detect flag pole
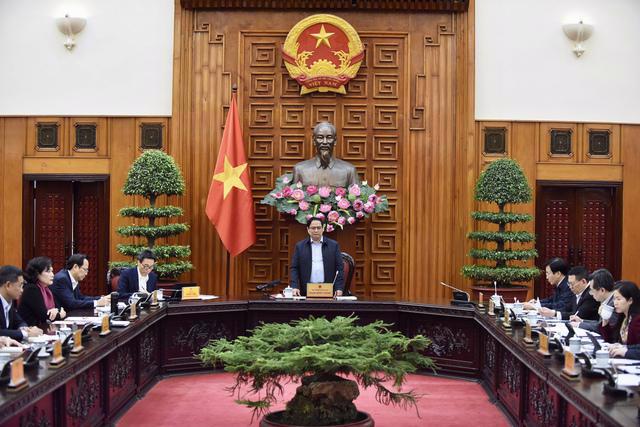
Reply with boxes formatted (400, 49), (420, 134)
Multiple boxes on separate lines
(224, 84), (238, 299)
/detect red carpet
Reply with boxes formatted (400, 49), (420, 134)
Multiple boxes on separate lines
(117, 373), (510, 427)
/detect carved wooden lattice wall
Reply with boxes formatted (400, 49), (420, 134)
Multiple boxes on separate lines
(173, 8), (474, 300)
(241, 33), (404, 299)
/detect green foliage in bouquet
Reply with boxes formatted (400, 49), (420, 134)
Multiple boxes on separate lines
(462, 158), (540, 286)
(111, 150), (193, 278)
(199, 316), (434, 425)
(261, 173), (389, 232)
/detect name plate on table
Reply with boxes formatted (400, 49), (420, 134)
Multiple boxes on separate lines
(537, 332), (551, 357)
(8, 357), (28, 392)
(182, 286), (201, 300)
(561, 351), (580, 380)
(307, 283), (333, 298)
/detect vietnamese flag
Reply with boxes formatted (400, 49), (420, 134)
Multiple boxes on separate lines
(205, 92), (256, 256)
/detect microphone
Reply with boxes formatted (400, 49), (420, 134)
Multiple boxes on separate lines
(439, 282), (470, 302)
(110, 292), (119, 315)
(331, 271), (339, 288)
(256, 279), (280, 292)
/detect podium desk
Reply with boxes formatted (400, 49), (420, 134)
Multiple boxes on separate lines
(0, 298), (637, 426)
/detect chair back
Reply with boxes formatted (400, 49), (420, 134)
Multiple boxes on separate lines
(107, 267), (123, 292)
(341, 252), (355, 296)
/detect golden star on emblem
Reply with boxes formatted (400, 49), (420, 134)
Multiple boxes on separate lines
(311, 24), (334, 48)
(213, 156), (248, 199)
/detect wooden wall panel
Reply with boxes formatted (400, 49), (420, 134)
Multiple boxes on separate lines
(621, 125), (640, 283)
(477, 121), (640, 297)
(171, 8), (476, 300)
(1, 118), (25, 267)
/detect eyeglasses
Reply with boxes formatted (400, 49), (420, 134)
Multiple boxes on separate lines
(140, 264), (155, 271)
(80, 267), (89, 273)
(308, 226), (323, 230)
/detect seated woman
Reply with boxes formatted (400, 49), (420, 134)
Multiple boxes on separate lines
(18, 257), (66, 331)
(600, 281), (640, 351)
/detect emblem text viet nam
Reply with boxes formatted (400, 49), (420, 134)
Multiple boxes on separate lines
(292, 122), (359, 188)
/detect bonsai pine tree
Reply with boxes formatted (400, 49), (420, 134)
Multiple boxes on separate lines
(199, 316), (434, 426)
(111, 150), (192, 278)
(462, 158), (540, 286)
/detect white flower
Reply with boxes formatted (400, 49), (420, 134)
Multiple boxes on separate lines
(373, 184), (380, 191)
(362, 180), (368, 186)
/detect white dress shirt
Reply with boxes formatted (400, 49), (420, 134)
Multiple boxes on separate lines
(309, 238), (325, 284)
(0, 294), (11, 328)
(138, 269), (149, 293)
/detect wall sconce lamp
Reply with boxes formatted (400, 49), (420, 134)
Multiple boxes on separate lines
(56, 14), (87, 51)
(562, 20), (594, 58)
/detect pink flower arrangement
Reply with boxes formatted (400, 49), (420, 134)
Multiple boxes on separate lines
(364, 201), (375, 214)
(319, 204), (332, 213)
(319, 186), (332, 198)
(337, 198), (351, 209)
(261, 173), (389, 232)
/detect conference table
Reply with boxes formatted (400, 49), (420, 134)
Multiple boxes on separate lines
(0, 297), (638, 426)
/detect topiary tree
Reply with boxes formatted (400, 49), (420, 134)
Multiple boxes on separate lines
(111, 150), (193, 278)
(199, 315), (435, 426)
(462, 158), (540, 286)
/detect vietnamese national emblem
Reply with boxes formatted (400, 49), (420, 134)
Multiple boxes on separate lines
(282, 14), (364, 95)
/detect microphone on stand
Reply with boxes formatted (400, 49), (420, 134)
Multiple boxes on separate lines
(256, 279), (280, 292)
(438, 282), (474, 307)
(110, 292), (119, 315)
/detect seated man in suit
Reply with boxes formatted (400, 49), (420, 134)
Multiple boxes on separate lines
(290, 218), (344, 297)
(524, 257), (573, 313)
(51, 254), (110, 311)
(117, 249), (158, 299)
(0, 265), (42, 340)
(539, 266), (599, 320)
(571, 268), (618, 332)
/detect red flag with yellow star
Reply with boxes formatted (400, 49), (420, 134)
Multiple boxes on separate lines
(205, 92), (256, 256)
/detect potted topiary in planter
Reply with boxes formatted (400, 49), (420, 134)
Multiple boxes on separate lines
(199, 316), (435, 427)
(111, 150), (193, 279)
(462, 158), (540, 302)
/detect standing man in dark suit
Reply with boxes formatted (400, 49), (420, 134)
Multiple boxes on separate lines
(0, 265), (42, 340)
(117, 250), (158, 298)
(290, 218), (344, 297)
(524, 258), (573, 313)
(51, 254), (110, 311)
(539, 266), (599, 320)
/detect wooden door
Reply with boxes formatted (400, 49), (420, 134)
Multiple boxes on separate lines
(73, 182), (108, 295)
(23, 179), (108, 295)
(27, 181), (73, 274)
(535, 184), (621, 298)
